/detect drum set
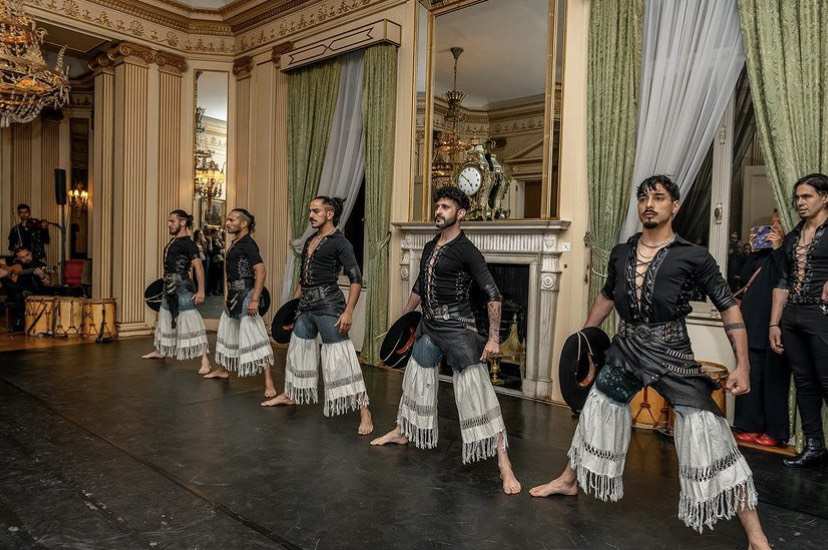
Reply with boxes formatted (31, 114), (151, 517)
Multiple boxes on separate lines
(24, 296), (117, 342)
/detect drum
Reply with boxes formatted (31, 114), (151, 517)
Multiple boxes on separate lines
(82, 298), (118, 340)
(24, 296), (55, 337)
(699, 361), (729, 415)
(630, 386), (669, 430)
(53, 297), (84, 337)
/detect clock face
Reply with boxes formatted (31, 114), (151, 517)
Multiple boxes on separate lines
(457, 165), (483, 196)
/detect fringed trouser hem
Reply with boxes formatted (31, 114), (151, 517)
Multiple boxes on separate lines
(154, 308), (209, 361)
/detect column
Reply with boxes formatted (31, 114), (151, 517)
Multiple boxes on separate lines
(91, 58), (115, 298)
(231, 56), (253, 208)
(155, 52), (187, 260)
(110, 42), (154, 336)
(40, 118), (62, 266)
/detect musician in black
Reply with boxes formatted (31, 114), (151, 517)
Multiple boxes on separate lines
(8, 203), (50, 261)
(0, 247), (52, 332)
(370, 186), (521, 495)
(261, 197), (373, 436)
(203, 209), (275, 398)
(142, 210), (210, 373)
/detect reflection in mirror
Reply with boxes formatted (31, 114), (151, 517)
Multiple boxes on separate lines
(193, 70), (229, 318)
(418, 0), (562, 220)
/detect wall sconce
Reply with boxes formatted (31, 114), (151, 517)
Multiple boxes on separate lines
(68, 186), (88, 209)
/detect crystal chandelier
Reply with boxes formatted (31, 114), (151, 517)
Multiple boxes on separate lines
(0, 0), (70, 127)
(431, 47), (472, 188)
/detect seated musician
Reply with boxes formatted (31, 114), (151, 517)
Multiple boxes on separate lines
(0, 247), (52, 332)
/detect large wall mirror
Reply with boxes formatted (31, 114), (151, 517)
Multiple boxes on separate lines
(193, 70), (229, 318)
(413, 0), (565, 221)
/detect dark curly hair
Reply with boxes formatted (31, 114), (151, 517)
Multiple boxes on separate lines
(433, 185), (470, 211)
(792, 173), (828, 211)
(636, 175), (680, 202)
(314, 196), (345, 226)
(170, 209), (194, 229)
(231, 208), (256, 232)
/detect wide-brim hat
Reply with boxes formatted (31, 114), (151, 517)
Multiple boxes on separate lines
(380, 311), (422, 369)
(270, 298), (300, 344)
(559, 327), (611, 414)
(144, 279), (164, 312)
(257, 287), (272, 316)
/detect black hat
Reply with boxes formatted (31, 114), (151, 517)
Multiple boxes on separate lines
(558, 327), (611, 414)
(380, 311), (422, 368)
(144, 279), (164, 312)
(270, 298), (300, 344)
(257, 287), (272, 316)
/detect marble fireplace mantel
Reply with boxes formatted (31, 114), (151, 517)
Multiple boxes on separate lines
(393, 220), (571, 401)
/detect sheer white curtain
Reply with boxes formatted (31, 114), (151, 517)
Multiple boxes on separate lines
(619, 0), (744, 241)
(282, 51), (366, 301)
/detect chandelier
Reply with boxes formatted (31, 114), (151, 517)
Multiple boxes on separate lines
(0, 0), (70, 127)
(431, 46), (472, 187)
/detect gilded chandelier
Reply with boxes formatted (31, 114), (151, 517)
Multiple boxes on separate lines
(431, 46), (472, 187)
(0, 0), (70, 127)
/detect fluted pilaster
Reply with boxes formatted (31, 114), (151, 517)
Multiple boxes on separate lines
(40, 119), (62, 265)
(112, 49), (151, 335)
(232, 56), (252, 206)
(269, 50), (290, 321)
(92, 67), (115, 298)
(10, 124), (33, 207)
(157, 55), (186, 261)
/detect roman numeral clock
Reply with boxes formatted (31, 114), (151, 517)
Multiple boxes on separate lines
(453, 146), (511, 220)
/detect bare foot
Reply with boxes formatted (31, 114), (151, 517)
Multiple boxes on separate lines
(498, 457), (521, 495)
(747, 541), (771, 550)
(197, 360), (211, 375)
(142, 351), (163, 359)
(370, 427), (409, 446)
(358, 407), (374, 436)
(203, 367), (230, 379)
(261, 394), (295, 407)
(528, 477), (579, 497)
(264, 387), (277, 398)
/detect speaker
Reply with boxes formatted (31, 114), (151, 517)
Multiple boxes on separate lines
(54, 169), (67, 205)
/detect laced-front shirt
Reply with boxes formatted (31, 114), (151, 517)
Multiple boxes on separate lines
(776, 218), (828, 302)
(163, 236), (199, 276)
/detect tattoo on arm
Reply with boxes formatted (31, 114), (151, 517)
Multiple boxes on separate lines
(724, 322), (745, 350)
(487, 301), (502, 343)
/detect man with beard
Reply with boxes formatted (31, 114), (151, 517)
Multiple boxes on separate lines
(770, 173), (828, 468)
(203, 209), (276, 398)
(528, 176), (768, 547)
(0, 247), (52, 332)
(142, 210), (211, 373)
(261, 196), (373, 436)
(8, 204), (50, 262)
(370, 186), (521, 495)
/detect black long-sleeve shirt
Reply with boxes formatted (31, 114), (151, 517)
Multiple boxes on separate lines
(8, 223), (50, 260)
(601, 234), (736, 323)
(300, 230), (362, 288)
(776, 218), (828, 301)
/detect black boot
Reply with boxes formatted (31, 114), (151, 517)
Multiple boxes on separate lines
(783, 438), (826, 468)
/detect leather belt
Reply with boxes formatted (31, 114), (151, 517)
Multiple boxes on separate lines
(788, 294), (825, 305)
(617, 319), (687, 344)
(228, 279), (254, 291)
(302, 285), (330, 302)
(423, 303), (474, 323)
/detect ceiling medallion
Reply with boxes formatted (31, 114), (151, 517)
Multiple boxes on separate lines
(0, 0), (70, 127)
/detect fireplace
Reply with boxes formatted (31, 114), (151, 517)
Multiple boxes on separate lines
(394, 220), (570, 401)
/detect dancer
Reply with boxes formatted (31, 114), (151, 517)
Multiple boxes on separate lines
(142, 210), (211, 373)
(261, 196), (372, 436)
(529, 176), (768, 548)
(370, 186), (521, 495)
(203, 209), (276, 397)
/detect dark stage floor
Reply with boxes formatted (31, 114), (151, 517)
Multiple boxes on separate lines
(1, 337), (826, 549)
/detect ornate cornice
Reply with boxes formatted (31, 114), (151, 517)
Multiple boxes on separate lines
(232, 55), (254, 77)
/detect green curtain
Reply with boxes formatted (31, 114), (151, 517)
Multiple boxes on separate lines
(287, 57), (342, 284)
(361, 44), (397, 365)
(738, 0), (828, 230)
(739, 0), (828, 449)
(586, 0), (644, 334)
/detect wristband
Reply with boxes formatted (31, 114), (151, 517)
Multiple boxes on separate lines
(769, 324), (778, 328)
